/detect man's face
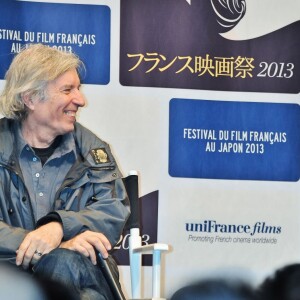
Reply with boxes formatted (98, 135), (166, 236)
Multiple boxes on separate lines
(29, 68), (85, 137)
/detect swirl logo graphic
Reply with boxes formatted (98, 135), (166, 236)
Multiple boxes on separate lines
(210, 0), (246, 30)
(186, 0), (300, 41)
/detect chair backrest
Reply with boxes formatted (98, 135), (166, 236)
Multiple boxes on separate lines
(98, 171), (140, 300)
(122, 172), (140, 231)
(99, 171), (169, 299)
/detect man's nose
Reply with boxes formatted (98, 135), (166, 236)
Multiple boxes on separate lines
(73, 89), (86, 107)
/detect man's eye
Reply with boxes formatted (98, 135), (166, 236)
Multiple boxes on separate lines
(62, 89), (71, 94)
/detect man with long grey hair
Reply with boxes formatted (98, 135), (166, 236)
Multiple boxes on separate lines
(0, 44), (129, 299)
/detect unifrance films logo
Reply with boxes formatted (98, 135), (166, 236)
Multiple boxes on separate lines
(186, 220), (281, 245)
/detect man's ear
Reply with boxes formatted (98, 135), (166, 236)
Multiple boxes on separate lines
(21, 92), (35, 110)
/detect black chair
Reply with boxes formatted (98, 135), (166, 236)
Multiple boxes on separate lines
(98, 171), (169, 299)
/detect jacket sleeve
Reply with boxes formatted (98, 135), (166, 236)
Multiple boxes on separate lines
(0, 221), (29, 257)
(54, 177), (130, 247)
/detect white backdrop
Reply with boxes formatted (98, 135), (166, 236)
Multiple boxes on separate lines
(1, 0), (300, 298)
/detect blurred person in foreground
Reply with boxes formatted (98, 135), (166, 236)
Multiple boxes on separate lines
(0, 43), (130, 299)
(170, 278), (257, 300)
(0, 262), (78, 300)
(256, 263), (300, 300)
(0, 262), (45, 300)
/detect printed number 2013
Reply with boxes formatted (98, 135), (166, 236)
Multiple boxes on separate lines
(114, 233), (150, 250)
(257, 62), (294, 78)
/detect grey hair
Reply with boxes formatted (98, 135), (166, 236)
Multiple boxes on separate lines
(0, 43), (84, 120)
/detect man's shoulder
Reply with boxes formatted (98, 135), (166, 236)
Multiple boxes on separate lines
(74, 122), (107, 145)
(0, 117), (14, 129)
(73, 122), (110, 155)
(0, 118), (17, 162)
(0, 118), (15, 142)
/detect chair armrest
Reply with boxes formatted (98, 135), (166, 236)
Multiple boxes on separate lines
(132, 243), (169, 254)
(131, 243), (169, 299)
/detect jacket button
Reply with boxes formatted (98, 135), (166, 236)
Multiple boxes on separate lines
(8, 208), (13, 214)
(22, 196), (27, 202)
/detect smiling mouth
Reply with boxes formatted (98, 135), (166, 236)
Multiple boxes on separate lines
(64, 111), (76, 117)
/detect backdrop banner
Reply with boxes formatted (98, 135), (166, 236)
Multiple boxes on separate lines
(0, 1), (110, 84)
(0, 1), (299, 299)
(169, 99), (300, 181)
(120, 0), (300, 93)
